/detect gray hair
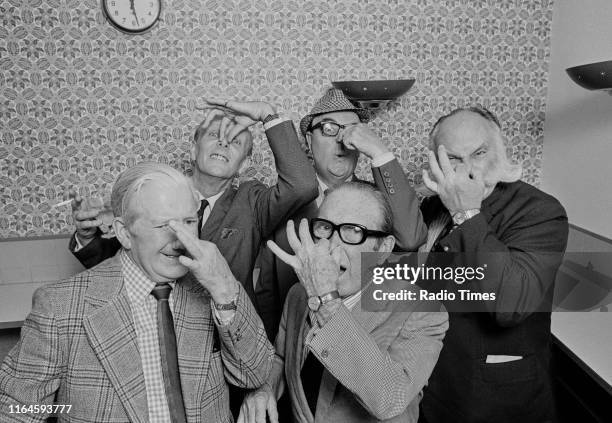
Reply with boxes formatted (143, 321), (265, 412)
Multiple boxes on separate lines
(429, 106), (522, 183)
(111, 162), (195, 227)
(327, 181), (393, 234)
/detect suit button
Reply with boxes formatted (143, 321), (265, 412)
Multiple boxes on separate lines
(383, 171), (390, 177)
(389, 188), (396, 194)
(321, 349), (329, 359)
(443, 246), (449, 252)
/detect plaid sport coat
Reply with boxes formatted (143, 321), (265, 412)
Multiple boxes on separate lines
(276, 283), (449, 423)
(0, 256), (273, 422)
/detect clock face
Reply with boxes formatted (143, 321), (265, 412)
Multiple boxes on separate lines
(102, 0), (161, 34)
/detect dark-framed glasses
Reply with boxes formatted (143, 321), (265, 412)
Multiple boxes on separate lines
(309, 121), (358, 137)
(310, 218), (390, 245)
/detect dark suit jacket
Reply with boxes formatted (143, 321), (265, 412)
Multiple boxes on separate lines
(275, 283), (448, 423)
(70, 120), (318, 307)
(256, 158), (427, 339)
(419, 181), (569, 423)
(0, 256), (274, 423)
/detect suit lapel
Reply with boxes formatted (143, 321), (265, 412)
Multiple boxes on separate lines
(82, 259), (148, 423)
(201, 186), (235, 240)
(172, 275), (215, 411)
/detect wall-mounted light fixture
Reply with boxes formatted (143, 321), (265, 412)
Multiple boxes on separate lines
(566, 60), (612, 94)
(331, 79), (415, 110)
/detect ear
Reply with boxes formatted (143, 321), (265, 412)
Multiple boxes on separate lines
(113, 217), (132, 250)
(377, 234), (396, 255)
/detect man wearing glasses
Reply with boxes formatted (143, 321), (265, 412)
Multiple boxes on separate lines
(256, 88), (427, 339)
(238, 181), (448, 423)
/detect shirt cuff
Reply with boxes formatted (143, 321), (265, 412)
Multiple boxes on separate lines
(371, 151), (395, 167)
(211, 299), (236, 326)
(263, 116), (289, 131)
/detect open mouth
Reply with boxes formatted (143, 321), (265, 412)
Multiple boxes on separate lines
(162, 248), (186, 259)
(210, 153), (229, 162)
(339, 264), (347, 275)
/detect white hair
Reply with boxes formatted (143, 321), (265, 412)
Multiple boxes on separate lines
(111, 162), (196, 227)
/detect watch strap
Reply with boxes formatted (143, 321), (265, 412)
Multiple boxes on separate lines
(319, 290), (340, 304)
(213, 298), (237, 311)
(452, 208), (480, 225)
(262, 113), (280, 124)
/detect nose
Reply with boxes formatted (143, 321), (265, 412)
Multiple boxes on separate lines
(329, 230), (343, 249)
(217, 137), (229, 148)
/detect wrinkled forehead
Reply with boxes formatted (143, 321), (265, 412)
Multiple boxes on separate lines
(129, 175), (197, 220)
(434, 112), (496, 153)
(319, 189), (383, 229)
(311, 110), (360, 127)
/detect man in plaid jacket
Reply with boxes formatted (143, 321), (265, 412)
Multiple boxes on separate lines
(0, 163), (273, 423)
(239, 182), (448, 423)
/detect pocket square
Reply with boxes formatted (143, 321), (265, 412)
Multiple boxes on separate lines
(485, 355), (523, 364)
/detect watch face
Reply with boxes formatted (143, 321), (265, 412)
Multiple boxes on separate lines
(102, 0), (161, 34)
(307, 296), (321, 312)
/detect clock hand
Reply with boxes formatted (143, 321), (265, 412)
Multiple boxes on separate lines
(129, 0), (140, 26)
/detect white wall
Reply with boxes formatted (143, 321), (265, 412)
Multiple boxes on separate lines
(542, 0), (612, 238)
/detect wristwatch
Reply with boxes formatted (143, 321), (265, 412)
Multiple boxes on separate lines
(213, 297), (237, 311)
(262, 113), (280, 125)
(307, 290), (340, 312)
(452, 209), (480, 226)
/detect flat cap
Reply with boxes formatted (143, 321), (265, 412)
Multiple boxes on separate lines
(299, 88), (370, 136)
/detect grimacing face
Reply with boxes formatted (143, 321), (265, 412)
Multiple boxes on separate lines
(433, 111), (501, 195)
(190, 118), (251, 180)
(317, 188), (394, 298)
(116, 177), (199, 283)
(306, 111), (360, 187)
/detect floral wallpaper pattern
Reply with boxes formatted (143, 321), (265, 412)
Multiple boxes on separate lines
(0, 0), (553, 238)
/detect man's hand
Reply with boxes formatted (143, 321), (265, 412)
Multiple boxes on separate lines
(68, 189), (102, 247)
(198, 99), (277, 142)
(267, 218), (339, 298)
(422, 145), (486, 214)
(338, 123), (389, 160)
(169, 220), (239, 304)
(237, 386), (278, 423)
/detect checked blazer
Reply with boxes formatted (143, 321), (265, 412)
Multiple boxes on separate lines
(274, 283), (448, 423)
(0, 256), (274, 423)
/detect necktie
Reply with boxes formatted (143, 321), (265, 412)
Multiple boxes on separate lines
(151, 283), (187, 423)
(196, 199), (209, 238)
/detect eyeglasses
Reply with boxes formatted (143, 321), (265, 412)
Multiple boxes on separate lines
(309, 121), (358, 137)
(310, 218), (389, 245)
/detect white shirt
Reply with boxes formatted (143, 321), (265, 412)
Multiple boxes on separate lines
(195, 189), (224, 230)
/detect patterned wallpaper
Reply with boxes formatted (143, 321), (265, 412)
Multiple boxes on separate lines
(0, 0), (554, 238)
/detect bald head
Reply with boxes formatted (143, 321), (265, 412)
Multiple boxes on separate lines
(429, 107), (522, 192)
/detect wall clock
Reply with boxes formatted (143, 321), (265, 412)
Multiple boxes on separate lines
(102, 0), (161, 34)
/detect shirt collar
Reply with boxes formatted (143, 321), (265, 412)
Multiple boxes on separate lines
(120, 249), (175, 306)
(195, 189), (224, 211)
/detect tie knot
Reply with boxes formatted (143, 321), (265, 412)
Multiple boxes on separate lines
(151, 283), (172, 301)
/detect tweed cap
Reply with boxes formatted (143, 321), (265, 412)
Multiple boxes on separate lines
(299, 88), (370, 136)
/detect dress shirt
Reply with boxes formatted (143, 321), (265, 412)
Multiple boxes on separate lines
(195, 189), (223, 230)
(121, 249), (175, 423)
